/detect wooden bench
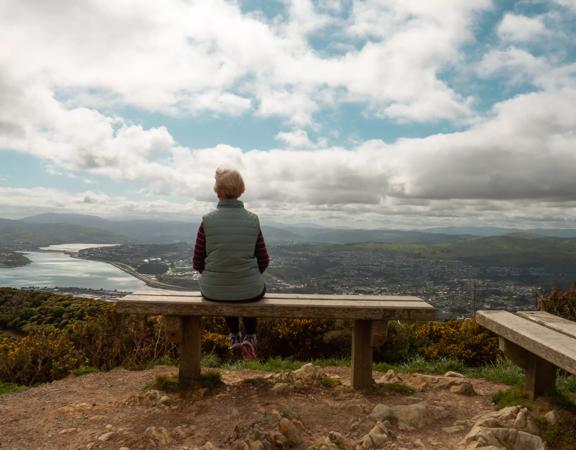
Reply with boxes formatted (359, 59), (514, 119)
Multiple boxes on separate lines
(117, 289), (436, 390)
(476, 310), (576, 399)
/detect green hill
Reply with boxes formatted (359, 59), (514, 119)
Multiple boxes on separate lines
(0, 218), (125, 250)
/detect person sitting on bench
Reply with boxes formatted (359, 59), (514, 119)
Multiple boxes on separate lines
(193, 167), (270, 359)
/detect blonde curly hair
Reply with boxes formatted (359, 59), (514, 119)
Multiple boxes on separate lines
(213, 167), (245, 199)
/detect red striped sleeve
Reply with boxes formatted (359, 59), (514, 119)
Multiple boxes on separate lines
(255, 229), (270, 273)
(192, 224), (206, 273)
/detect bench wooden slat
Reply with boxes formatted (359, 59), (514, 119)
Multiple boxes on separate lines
(476, 310), (576, 375)
(128, 288), (422, 302)
(517, 311), (576, 340)
(117, 296), (435, 320)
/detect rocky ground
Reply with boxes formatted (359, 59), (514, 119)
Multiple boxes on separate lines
(0, 364), (565, 450)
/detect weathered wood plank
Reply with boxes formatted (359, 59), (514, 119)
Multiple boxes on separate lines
(476, 310), (576, 375)
(117, 297), (436, 320)
(120, 295), (431, 309)
(517, 311), (576, 340)
(352, 320), (373, 389)
(128, 288), (422, 302)
(179, 316), (201, 389)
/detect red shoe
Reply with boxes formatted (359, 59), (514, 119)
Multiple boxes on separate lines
(241, 335), (257, 360)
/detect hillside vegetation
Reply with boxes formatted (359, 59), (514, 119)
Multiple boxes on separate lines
(334, 234), (576, 271)
(0, 288), (500, 386)
(0, 218), (124, 250)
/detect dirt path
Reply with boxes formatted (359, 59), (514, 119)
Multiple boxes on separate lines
(0, 366), (509, 450)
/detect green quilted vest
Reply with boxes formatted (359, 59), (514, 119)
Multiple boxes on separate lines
(199, 199), (265, 301)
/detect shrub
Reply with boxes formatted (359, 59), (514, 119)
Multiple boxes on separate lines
(538, 285), (576, 321)
(408, 319), (500, 366)
(0, 331), (82, 385)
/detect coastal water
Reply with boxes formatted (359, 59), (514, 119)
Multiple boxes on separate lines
(0, 244), (146, 291)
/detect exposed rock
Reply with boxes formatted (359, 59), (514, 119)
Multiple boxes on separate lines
(267, 430), (288, 447)
(458, 406), (546, 450)
(443, 425), (468, 434)
(377, 369), (403, 384)
(195, 442), (225, 450)
(459, 427), (546, 450)
(233, 441), (250, 450)
(513, 408), (539, 435)
(174, 424), (196, 439)
(450, 382), (477, 396)
(371, 400), (448, 430)
(444, 371), (466, 378)
(97, 431), (115, 441)
(543, 410), (560, 426)
(309, 431), (355, 450)
(359, 421), (394, 449)
(159, 395), (171, 406)
(473, 406), (539, 434)
(248, 440), (265, 450)
(292, 363), (324, 382)
(369, 404), (393, 421)
(144, 426), (173, 445)
(279, 417), (303, 445)
(271, 383), (291, 394)
(393, 402), (432, 431)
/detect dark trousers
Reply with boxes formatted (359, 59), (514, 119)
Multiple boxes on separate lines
(225, 317), (257, 335)
(203, 287), (266, 335)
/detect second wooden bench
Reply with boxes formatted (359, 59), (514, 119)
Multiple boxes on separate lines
(476, 309), (576, 399)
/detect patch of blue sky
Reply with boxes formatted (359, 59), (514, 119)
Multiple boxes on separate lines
(121, 108), (284, 150)
(437, 4), (544, 114)
(0, 150), (144, 195)
(239, 0), (286, 21)
(315, 103), (463, 145)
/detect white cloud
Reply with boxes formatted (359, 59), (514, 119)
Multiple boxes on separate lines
(1, 0), (576, 228)
(497, 14), (549, 43)
(0, 186), (208, 220)
(275, 129), (315, 148)
(0, 0), (489, 126)
(477, 47), (548, 85)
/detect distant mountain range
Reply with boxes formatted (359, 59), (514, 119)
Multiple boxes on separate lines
(1, 212), (576, 249)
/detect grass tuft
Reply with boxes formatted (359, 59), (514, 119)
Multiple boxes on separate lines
(199, 371), (223, 390)
(150, 375), (180, 392)
(465, 358), (523, 386)
(242, 377), (271, 386)
(145, 356), (176, 369)
(380, 355), (466, 375)
(318, 376), (341, 388)
(71, 366), (99, 376)
(0, 382), (27, 396)
(491, 385), (531, 409)
(383, 382), (417, 394)
(222, 357), (302, 372)
(201, 354), (222, 368)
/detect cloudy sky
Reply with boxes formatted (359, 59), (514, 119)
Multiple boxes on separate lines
(1, 0), (576, 229)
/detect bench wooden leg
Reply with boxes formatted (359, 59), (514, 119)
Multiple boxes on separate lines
(499, 337), (557, 400)
(179, 316), (201, 390)
(352, 320), (373, 390)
